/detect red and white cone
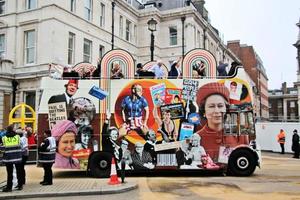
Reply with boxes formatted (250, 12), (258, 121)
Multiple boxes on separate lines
(108, 157), (121, 185)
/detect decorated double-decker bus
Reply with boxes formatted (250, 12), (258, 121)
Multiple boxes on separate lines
(37, 49), (261, 177)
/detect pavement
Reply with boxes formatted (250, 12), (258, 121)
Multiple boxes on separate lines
(0, 165), (137, 199)
(0, 151), (296, 199)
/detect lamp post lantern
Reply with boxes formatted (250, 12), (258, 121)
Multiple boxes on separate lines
(147, 18), (157, 61)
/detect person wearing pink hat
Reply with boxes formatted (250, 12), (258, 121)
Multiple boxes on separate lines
(195, 82), (230, 161)
(52, 120), (80, 169)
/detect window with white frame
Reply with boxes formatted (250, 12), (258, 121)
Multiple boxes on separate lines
(0, 0), (5, 14)
(84, 0), (92, 21)
(83, 38), (92, 62)
(290, 101), (295, 108)
(99, 45), (105, 59)
(169, 26), (177, 46)
(24, 30), (36, 64)
(119, 16), (123, 38)
(100, 3), (105, 27)
(68, 32), (75, 65)
(0, 34), (5, 58)
(70, 0), (76, 12)
(26, 0), (37, 10)
(125, 19), (131, 42)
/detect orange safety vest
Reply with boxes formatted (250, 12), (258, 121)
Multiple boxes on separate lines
(277, 131), (286, 144)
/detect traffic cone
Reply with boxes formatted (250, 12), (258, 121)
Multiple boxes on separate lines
(108, 157), (121, 185)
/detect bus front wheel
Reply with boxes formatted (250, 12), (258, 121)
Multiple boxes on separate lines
(89, 152), (112, 178)
(227, 148), (257, 176)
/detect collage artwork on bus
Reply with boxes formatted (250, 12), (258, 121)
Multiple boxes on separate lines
(39, 48), (256, 172)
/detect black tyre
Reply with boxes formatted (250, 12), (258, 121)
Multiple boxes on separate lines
(227, 148), (257, 176)
(89, 152), (112, 178)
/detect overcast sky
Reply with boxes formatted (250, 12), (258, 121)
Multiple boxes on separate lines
(205, 0), (300, 89)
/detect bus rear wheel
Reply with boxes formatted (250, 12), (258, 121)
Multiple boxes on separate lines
(227, 149), (257, 176)
(89, 152), (112, 178)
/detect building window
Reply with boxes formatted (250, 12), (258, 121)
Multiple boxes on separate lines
(99, 45), (105, 59)
(24, 91), (36, 116)
(290, 101), (295, 108)
(277, 101), (282, 108)
(0, 0), (5, 14)
(99, 3), (105, 27)
(125, 19), (131, 42)
(119, 16), (123, 38)
(68, 32), (75, 65)
(24, 30), (36, 64)
(26, 0), (37, 10)
(169, 26), (177, 46)
(0, 34), (5, 58)
(134, 24), (137, 44)
(197, 31), (201, 48)
(83, 38), (92, 62)
(84, 0), (92, 21)
(70, 0), (76, 12)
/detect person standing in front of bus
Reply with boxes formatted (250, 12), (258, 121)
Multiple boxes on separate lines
(292, 129), (299, 158)
(195, 82), (230, 161)
(277, 129), (286, 154)
(16, 128), (29, 186)
(51, 120), (80, 169)
(1, 125), (23, 192)
(38, 130), (56, 186)
(121, 84), (149, 139)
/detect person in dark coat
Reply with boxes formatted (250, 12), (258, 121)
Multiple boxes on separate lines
(48, 79), (79, 124)
(1, 125), (23, 192)
(217, 62), (228, 77)
(135, 63), (155, 79)
(102, 113), (120, 161)
(38, 130), (56, 185)
(292, 129), (300, 159)
(168, 57), (181, 79)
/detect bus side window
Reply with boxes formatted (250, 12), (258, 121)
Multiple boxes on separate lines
(240, 112), (246, 133)
(240, 111), (254, 135)
(224, 113), (231, 134)
(224, 113), (238, 134)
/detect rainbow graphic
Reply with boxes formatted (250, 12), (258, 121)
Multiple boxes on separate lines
(100, 49), (135, 79)
(182, 49), (217, 78)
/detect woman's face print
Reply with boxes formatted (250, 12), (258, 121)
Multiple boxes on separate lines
(58, 131), (76, 157)
(204, 94), (227, 127)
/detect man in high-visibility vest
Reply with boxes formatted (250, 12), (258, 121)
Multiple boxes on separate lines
(0, 125), (23, 192)
(277, 129), (286, 154)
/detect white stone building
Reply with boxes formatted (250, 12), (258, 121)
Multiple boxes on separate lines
(0, 0), (240, 129)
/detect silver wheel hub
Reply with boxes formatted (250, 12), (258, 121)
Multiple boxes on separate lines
(99, 160), (108, 168)
(237, 157), (249, 169)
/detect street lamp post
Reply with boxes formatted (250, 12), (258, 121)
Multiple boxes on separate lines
(147, 18), (157, 61)
(111, 1), (116, 50)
